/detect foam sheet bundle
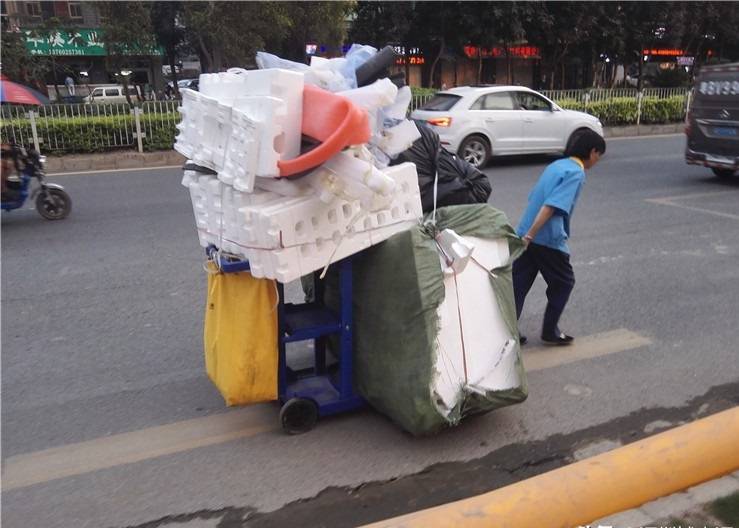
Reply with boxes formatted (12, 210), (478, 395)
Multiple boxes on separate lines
(176, 47), (425, 283)
(323, 204), (529, 435)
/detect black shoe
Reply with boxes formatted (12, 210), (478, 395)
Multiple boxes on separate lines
(519, 335), (528, 346)
(541, 332), (574, 346)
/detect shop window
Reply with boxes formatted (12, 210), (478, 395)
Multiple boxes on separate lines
(25, 1), (42, 19)
(68, 1), (83, 20)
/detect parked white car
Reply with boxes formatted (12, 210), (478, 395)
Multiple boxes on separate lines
(410, 86), (604, 168)
(83, 85), (141, 104)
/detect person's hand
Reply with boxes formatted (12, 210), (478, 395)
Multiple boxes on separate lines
(522, 234), (533, 247)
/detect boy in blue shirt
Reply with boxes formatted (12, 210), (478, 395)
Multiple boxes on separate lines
(514, 130), (606, 346)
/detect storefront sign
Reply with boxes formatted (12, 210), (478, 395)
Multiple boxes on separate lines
(642, 48), (685, 57)
(463, 45), (541, 59)
(23, 28), (162, 56)
(395, 56), (425, 65)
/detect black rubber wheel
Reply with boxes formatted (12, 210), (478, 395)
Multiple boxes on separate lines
(458, 135), (490, 169)
(280, 398), (318, 435)
(712, 167), (736, 178)
(36, 188), (71, 220)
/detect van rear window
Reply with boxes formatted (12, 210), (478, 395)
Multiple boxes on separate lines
(420, 94), (462, 111)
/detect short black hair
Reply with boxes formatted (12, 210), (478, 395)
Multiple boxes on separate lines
(565, 129), (606, 159)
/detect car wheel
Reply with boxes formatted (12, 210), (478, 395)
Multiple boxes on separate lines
(711, 168), (736, 178)
(459, 135), (490, 169)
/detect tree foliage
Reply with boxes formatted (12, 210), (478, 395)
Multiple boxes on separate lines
(98, 1), (156, 104)
(351, 1), (739, 89)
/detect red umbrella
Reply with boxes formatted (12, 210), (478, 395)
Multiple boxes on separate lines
(0, 74), (51, 105)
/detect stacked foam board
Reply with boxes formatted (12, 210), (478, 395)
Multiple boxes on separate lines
(177, 65), (425, 283)
(175, 68), (304, 191)
(182, 163), (422, 283)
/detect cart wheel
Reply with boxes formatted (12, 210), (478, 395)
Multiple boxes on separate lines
(280, 398), (318, 435)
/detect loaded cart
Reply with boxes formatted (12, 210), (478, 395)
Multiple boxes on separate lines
(206, 244), (364, 434)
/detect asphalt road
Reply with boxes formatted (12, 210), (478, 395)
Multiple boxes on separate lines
(2, 135), (738, 528)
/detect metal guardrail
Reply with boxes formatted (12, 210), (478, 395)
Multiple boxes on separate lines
(0, 101), (179, 154)
(540, 87), (690, 103)
(409, 87), (690, 112)
(1, 87), (690, 155)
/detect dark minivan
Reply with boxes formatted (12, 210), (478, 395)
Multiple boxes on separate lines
(685, 62), (739, 178)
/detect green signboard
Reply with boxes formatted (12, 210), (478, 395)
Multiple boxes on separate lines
(22, 28), (163, 57)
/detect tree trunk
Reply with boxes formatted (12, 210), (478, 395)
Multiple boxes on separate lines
(197, 34), (213, 73)
(122, 74), (133, 106)
(50, 57), (62, 102)
(212, 44), (224, 72)
(429, 37), (445, 88)
(561, 61), (566, 90)
(506, 45), (512, 84)
(477, 48), (483, 84)
(637, 44), (644, 91)
(168, 49), (180, 98)
(403, 40), (410, 86)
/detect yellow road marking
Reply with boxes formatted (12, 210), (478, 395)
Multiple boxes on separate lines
(1, 404), (277, 492)
(523, 328), (652, 372)
(2, 329), (651, 492)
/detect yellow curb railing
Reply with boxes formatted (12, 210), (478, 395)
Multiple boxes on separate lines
(361, 406), (739, 528)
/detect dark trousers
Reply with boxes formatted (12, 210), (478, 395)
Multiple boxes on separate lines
(513, 243), (575, 337)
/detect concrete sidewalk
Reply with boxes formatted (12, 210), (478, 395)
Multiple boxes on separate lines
(43, 124), (684, 174)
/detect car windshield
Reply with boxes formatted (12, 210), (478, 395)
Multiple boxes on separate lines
(419, 94), (462, 111)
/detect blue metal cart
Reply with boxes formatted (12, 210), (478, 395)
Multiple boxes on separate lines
(206, 245), (365, 434)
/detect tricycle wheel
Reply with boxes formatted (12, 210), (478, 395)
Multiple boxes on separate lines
(36, 188), (71, 220)
(280, 398), (318, 435)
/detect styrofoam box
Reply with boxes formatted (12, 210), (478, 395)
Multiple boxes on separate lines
(432, 236), (520, 417)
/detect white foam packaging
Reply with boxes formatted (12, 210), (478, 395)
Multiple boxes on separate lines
(182, 162), (423, 284)
(175, 68), (304, 180)
(431, 236), (521, 418)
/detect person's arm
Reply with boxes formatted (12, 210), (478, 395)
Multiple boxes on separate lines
(522, 205), (556, 245)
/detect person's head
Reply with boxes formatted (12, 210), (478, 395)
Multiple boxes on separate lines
(565, 129), (606, 169)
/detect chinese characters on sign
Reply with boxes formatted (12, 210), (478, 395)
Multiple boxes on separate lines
(463, 45), (541, 59)
(22, 28), (161, 56)
(642, 48), (686, 57)
(23, 29), (105, 56)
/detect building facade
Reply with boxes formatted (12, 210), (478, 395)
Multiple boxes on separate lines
(1, 0), (164, 99)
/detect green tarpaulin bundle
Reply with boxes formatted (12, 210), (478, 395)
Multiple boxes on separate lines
(327, 203), (529, 435)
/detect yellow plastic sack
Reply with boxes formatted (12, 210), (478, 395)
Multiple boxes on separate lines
(204, 266), (278, 405)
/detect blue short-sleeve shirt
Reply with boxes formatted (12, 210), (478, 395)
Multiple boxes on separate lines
(516, 157), (586, 254)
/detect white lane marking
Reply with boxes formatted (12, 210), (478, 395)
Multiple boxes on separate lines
(607, 133), (683, 141)
(48, 165), (181, 177)
(646, 190), (739, 221)
(2, 328), (651, 492)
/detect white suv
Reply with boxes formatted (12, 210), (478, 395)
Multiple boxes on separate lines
(410, 86), (604, 168)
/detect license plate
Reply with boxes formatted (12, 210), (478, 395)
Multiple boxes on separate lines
(713, 126), (737, 137)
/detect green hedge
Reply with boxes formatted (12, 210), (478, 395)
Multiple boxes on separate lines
(411, 86), (438, 98)
(1, 112), (178, 154)
(0, 94), (687, 155)
(556, 96), (686, 126)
